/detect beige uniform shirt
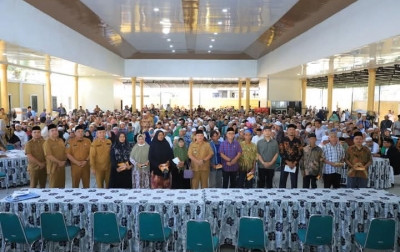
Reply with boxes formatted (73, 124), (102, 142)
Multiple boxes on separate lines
(90, 138), (112, 171)
(43, 137), (67, 174)
(66, 138), (91, 164)
(188, 141), (213, 171)
(25, 137), (46, 171)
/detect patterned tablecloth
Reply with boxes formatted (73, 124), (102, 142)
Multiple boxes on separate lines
(203, 188), (400, 252)
(340, 157), (393, 189)
(0, 188), (205, 252)
(0, 150), (29, 188)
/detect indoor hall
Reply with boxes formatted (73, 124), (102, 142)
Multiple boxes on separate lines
(0, 0), (400, 251)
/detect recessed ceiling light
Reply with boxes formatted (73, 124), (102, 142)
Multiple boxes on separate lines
(92, 74), (96, 76)
(170, 45), (173, 48)
(222, 9), (228, 13)
(209, 45), (213, 48)
(154, 8), (159, 12)
(172, 50), (175, 53)
(218, 21), (222, 25)
(167, 38), (171, 42)
(297, 74), (301, 76)
(214, 32), (218, 35)
(208, 50), (211, 53)
(211, 39), (215, 42)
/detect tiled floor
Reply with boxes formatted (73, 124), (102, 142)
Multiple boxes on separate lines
(1, 168), (399, 252)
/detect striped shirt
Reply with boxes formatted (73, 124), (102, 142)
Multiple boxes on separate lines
(322, 143), (345, 174)
(219, 140), (242, 172)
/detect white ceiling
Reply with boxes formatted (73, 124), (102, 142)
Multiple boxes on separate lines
(271, 34), (400, 79)
(80, 0), (298, 54)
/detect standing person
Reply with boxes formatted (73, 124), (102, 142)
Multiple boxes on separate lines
(314, 119), (325, 146)
(345, 132), (372, 188)
(148, 130), (173, 189)
(257, 126), (279, 188)
(172, 138), (191, 189)
(321, 132), (345, 188)
(393, 115), (400, 137)
(43, 124), (67, 188)
(238, 130), (257, 188)
(380, 115), (393, 136)
(188, 130), (213, 189)
(381, 138), (400, 176)
(109, 133), (133, 189)
(219, 127), (242, 188)
(299, 133), (323, 189)
(209, 131), (223, 188)
(25, 126), (47, 188)
(66, 125), (91, 188)
(279, 124), (303, 188)
(130, 134), (150, 189)
(90, 126), (112, 188)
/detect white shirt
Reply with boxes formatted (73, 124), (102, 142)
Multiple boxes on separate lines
(251, 135), (263, 144)
(247, 116), (256, 124)
(315, 127), (325, 145)
(363, 142), (379, 154)
(14, 130), (28, 147)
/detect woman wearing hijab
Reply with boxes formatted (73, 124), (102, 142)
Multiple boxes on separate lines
(109, 132), (133, 188)
(84, 129), (93, 142)
(130, 134), (150, 188)
(172, 138), (191, 189)
(148, 130), (174, 189)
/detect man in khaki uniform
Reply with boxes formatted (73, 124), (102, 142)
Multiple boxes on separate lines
(90, 126), (112, 188)
(188, 130), (213, 189)
(66, 125), (91, 188)
(25, 126), (47, 188)
(43, 124), (67, 188)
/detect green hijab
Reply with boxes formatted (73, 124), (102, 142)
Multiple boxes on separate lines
(173, 139), (188, 162)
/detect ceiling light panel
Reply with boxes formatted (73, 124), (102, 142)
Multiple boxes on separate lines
(81, 0), (186, 53)
(195, 0), (298, 53)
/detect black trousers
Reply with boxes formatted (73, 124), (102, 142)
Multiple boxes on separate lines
(223, 171), (237, 188)
(323, 173), (341, 188)
(303, 175), (317, 189)
(258, 168), (275, 188)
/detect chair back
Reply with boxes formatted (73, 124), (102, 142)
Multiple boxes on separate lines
(139, 212), (165, 242)
(365, 218), (395, 250)
(93, 211), (121, 244)
(40, 212), (69, 242)
(237, 217), (265, 249)
(0, 212), (28, 244)
(186, 220), (214, 251)
(305, 215), (333, 246)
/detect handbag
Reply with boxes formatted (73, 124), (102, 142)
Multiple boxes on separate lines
(183, 169), (194, 179)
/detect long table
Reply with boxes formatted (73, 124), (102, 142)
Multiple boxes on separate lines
(340, 157), (393, 189)
(0, 150), (29, 188)
(1, 188), (399, 252)
(0, 188), (204, 252)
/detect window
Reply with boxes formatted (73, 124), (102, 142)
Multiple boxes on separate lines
(52, 96), (57, 110)
(30, 95), (38, 112)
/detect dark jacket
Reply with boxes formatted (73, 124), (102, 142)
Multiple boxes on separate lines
(382, 146), (400, 175)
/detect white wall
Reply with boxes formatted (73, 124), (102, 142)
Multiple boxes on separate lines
(0, 0), (124, 76)
(258, 0), (400, 76)
(79, 77), (121, 112)
(258, 78), (268, 107)
(268, 78), (301, 101)
(125, 59), (257, 78)
(51, 74), (75, 111)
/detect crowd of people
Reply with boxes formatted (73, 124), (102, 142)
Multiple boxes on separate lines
(0, 103), (399, 190)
